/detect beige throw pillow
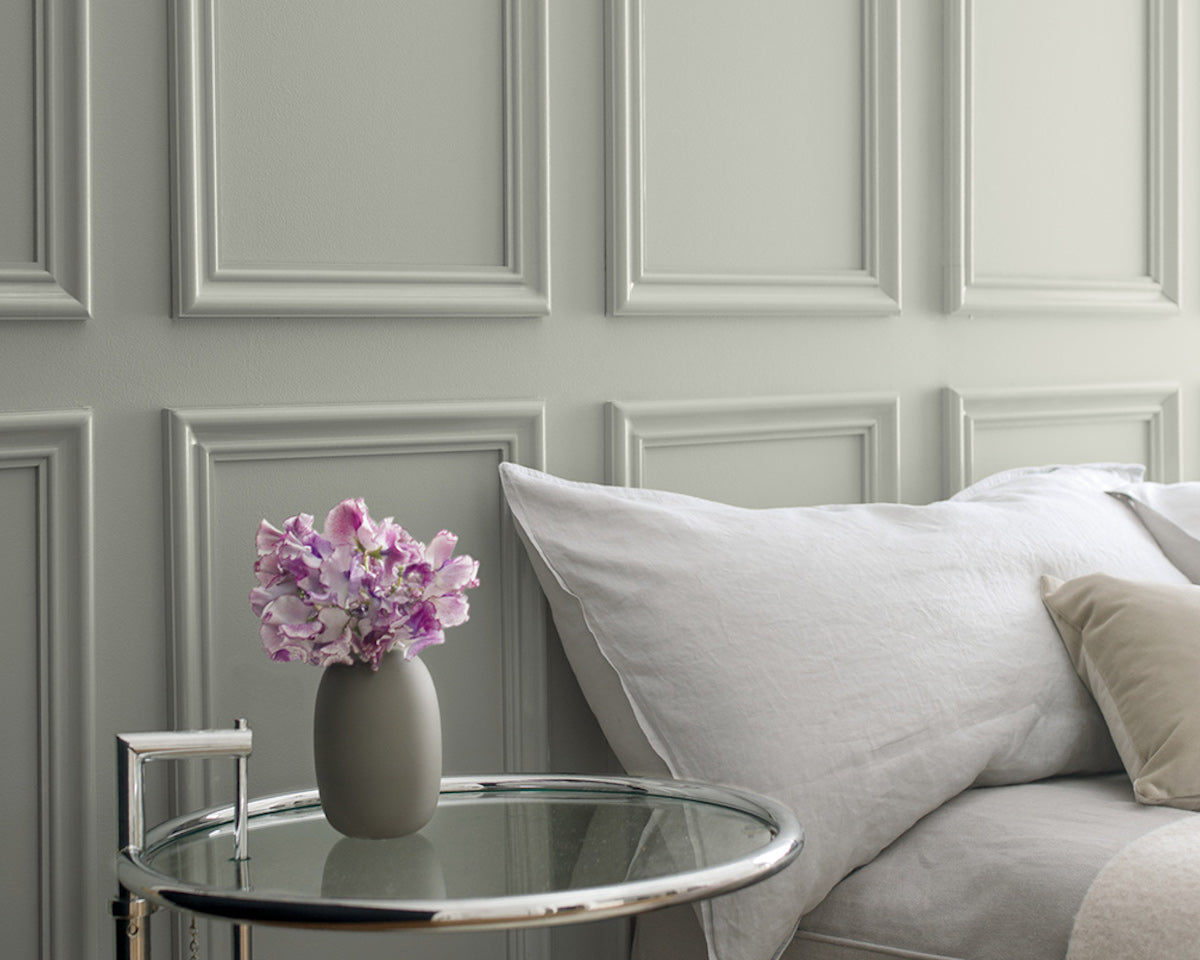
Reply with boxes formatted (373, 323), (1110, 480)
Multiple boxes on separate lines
(1041, 573), (1200, 810)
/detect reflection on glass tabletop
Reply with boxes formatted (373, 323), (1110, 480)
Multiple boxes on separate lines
(117, 775), (802, 931)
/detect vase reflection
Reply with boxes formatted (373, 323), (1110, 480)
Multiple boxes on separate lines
(321, 832), (447, 900)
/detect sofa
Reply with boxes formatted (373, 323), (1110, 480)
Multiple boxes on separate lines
(499, 462), (1200, 960)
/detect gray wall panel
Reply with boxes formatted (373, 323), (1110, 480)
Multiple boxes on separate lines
(0, 411), (94, 960)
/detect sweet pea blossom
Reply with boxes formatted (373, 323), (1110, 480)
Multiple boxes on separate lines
(251, 499), (478, 669)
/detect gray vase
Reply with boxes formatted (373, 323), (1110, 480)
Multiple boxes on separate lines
(313, 650), (442, 839)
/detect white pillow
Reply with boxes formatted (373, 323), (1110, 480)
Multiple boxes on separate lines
(1108, 481), (1200, 583)
(499, 463), (1188, 960)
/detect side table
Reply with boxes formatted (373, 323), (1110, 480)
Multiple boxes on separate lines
(112, 722), (802, 959)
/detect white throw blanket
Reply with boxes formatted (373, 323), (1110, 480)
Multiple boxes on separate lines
(1067, 815), (1200, 960)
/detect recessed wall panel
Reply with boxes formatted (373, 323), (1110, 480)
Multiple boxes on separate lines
(608, 395), (901, 506)
(641, 0), (861, 277)
(0, 465), (40, 960)
(0, 1), (90, 318)
(214, 1), (505, 270)
(174, 0), (549, 316)
(165, 402), (548, 960)
(610, 0), (900, 315)
(944, 384), (1182, 494)
(166, 402), (547, 802)
(946, 0), (1179, 313)
(0, 411), (94, 960)
(968, 420), (1151, 487)
(209, 448), (507, 786)
(973, 0), (1146, 281)
(0, 1), (37, 265)
(644, 434), (866, 508)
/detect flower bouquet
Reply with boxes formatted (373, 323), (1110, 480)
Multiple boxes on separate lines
(250, 497), (479, 668)
(249, 497), (478, 838)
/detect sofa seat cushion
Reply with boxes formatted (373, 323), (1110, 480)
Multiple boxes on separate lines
(633, 777), (1193, 960)
(792, 775), (1192, 960)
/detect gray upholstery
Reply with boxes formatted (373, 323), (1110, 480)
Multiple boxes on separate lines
(634, 775), (1192, 960)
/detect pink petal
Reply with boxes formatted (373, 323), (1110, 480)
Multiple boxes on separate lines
(324, 498), (371, 547)
(255, 519), (285, 554)
(426, 556), (479, 596)
(262, 593), (315, 626)
(431, 593), (470, 628)
(425, 530), (457, 568)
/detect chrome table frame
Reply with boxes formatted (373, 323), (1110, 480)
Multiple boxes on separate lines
(112, 723), (803, 960)
(112, 721), (254, 960)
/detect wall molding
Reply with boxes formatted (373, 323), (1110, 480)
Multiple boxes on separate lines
(169, 0), (549, 318)
(0, 0), (91, 319)
(0, 410), (95, 960)
(164, 401), (548, 805)
(945, 0), (1180, 315)
(165, 401), (550, 960)
(607, 0), (900, 317)
(943, 383), (1182, 494)
(608, 394), (901, 503)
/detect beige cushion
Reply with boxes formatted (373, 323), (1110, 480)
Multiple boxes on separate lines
(1041, 573), (1200, 810)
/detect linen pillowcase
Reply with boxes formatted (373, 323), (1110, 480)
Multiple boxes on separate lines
(499, 463), (1188, 960)
(1108, 481), (1200, 583)
(1041, 573), (1200, 810)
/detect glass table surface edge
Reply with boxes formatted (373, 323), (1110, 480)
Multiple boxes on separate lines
(116, 774), (803, 932)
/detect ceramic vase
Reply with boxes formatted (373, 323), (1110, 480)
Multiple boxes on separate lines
(313, 650), (442, 839)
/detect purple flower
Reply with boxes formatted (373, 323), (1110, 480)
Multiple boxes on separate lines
(250, 499), (477, 669)
(420, 531), (479, 628)
(324, 498), (379, 551)
(404, 601), (446, 660)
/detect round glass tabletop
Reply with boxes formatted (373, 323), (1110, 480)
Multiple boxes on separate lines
(116, 774), (802, 931)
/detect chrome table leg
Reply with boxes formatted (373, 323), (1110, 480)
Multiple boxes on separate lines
(112, 893), (152, 960)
